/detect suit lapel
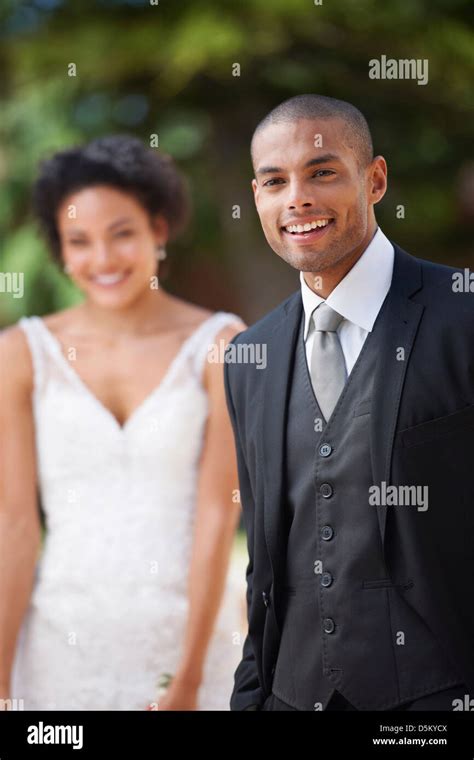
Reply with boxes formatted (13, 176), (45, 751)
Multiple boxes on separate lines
(261, 292), (303, 595)
(370, 244), (424, 545)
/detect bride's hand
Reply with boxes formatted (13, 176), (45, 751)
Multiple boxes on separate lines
(147, 679), (199, 711)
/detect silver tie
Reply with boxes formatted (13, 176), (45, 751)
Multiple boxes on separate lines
(309, 302), (347, 422)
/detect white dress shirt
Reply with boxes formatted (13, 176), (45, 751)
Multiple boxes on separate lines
(300, 227), (395, 376)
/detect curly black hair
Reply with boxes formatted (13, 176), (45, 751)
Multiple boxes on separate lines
(31, 134), (191, 262)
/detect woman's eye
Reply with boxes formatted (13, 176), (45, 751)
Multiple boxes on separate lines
(115, 229), (133, 238)
(68, 240), (86, 246)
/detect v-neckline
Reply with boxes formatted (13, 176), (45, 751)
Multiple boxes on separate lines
(33, 313), (218, 433)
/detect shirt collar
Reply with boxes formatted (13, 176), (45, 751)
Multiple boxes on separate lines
(300, 226), (394, 339)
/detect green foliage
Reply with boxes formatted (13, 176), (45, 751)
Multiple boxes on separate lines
(1, 0), (472, 325)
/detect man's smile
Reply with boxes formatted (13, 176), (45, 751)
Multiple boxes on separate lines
(281, 217), (335, 243)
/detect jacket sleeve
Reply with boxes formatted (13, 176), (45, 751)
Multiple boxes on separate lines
(224, 344), (265, 711)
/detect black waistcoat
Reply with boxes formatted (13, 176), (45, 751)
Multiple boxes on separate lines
(271, 299), (461, 710)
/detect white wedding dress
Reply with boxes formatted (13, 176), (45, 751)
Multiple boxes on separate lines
(11, 311), (246, 710)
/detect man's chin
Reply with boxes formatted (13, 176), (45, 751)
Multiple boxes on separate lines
(278, 248), (334, 273)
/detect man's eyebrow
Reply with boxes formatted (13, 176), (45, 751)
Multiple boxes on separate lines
(304, 154), (340, 168)
(255, 153), (341, 175)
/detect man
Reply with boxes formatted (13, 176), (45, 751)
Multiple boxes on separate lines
(224, 95), (474, 711)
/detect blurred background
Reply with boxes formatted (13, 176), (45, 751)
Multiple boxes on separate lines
(0, 0), (473, 586)
(0, 0), (473, 330)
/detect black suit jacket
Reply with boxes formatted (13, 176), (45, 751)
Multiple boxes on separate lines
(224, 243), (474, 711)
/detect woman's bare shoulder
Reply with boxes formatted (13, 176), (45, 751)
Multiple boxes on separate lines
(166, 293), (245, 334)
(164, 294), (214, 331)
(202, 318), (248, 392)
(0, 306), (80, 394)
(0, 323), (34, 396)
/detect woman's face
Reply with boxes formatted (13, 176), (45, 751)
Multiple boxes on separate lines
(56, 184), (167, 309)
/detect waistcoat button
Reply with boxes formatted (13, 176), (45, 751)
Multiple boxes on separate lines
(323, 617), (335, 634)
(319, 443), (332, 457)
(321, 572), (333, 587)
(320, 483), (334, 498)
(321, 525), (334, 540)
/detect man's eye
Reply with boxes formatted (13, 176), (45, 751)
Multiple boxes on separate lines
(313, 170), (335, 177)
(263, 178), (284, 187)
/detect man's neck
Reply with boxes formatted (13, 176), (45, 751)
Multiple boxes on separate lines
(303, 225), (378, 298)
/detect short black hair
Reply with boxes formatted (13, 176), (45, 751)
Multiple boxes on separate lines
(251, 94), (374, 169)
(32, 134), (191, 261)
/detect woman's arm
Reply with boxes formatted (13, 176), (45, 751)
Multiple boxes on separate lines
(158, 320), (246, 708)
(0, 327), (42, 699)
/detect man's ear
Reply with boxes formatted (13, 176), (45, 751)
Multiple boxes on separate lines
(368, 155), (387, 206)
(251, 178), (258, 203)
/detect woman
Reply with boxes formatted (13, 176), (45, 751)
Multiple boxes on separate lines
(0, 135), (247, 710)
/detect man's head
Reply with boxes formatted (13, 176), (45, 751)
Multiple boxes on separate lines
(251, 95), (387, 278)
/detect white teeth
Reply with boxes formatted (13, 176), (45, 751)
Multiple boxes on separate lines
(93, 272), (127, 285)
(285, 219), (330, 233)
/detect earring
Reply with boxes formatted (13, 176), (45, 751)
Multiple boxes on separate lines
(155, 245), (167, 261)
(63, 263), (71, 275)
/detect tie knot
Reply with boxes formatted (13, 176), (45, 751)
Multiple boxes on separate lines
(312, 302), (344, 332)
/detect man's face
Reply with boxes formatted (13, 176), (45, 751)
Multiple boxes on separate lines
(251, 118), (386, 273)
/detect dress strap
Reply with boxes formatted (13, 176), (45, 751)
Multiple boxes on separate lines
(187, 311), (244, 379)
(17, 316), (47, 397)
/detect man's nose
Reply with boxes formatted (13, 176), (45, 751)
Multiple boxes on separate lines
(286, 180), (314, 210)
